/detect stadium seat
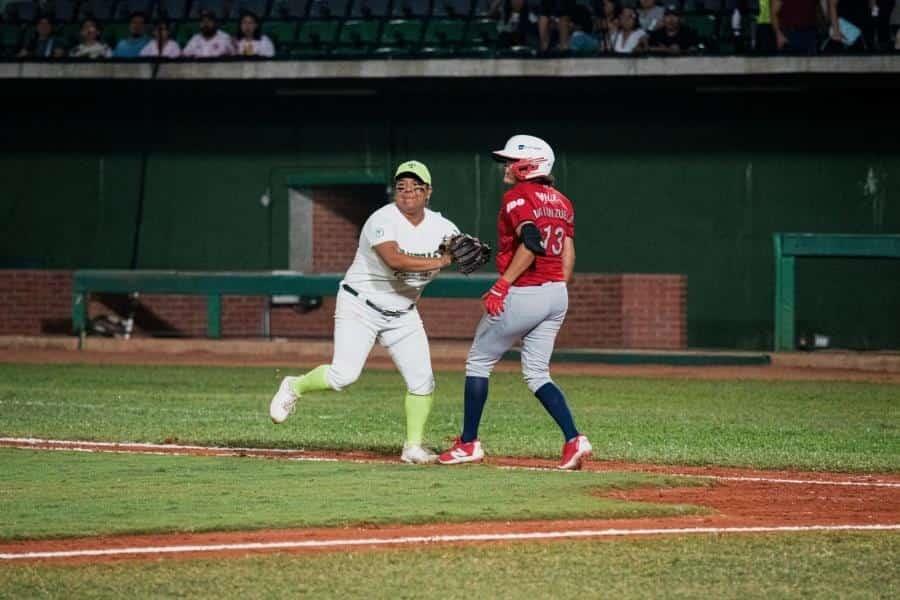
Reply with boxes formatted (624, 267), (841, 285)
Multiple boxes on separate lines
(58, 22), (82, 47)
(293, 18), (340, 55)
(377, 17), (423, 53)
(421, 17), (464, 47)
(230, 0), (271, 17)
(156, 0), (189, 19)
(350, 0), (391, 18)
(432, 0), (471, 17)
(464, 16), (498, 47)
(102, 21), (131, 46)
(262, 19), (297, 52)
(175, 21), (199, 46)
(4, 1), (37, 22)
(189, 0), (227, 18)
(53, 0), (80, 22)
(393, 0), (430, 18)
(0, 23), (23, 57)
(683, 11), (717, 42)
(79, 0), (118, 19)
(336, 17), (380, 51)
(115, 0), (156, 18)
(308, 0), (354, 17)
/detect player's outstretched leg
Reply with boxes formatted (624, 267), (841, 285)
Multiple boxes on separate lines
(534, 382), (592, 470)
(269, 365), (330, 424)
(438, 376), (488, 465)
(401, 392), (437, 464)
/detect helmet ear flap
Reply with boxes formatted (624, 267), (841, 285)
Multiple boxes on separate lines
(510, 157), (545, 181)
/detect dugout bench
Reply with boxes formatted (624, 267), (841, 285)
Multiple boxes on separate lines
(773, 233), (900, 351)
(71, 270), (495, 344)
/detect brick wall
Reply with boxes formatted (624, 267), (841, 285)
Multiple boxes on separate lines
(0, 270), (686, 349)
(311, 187), (382, 273)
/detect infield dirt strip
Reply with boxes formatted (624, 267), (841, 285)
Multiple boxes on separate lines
(1, 438), (898, 564)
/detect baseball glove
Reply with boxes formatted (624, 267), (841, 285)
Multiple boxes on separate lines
(442, 233), (492, 275)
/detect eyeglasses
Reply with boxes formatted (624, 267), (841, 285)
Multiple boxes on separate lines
(395, 183), (428, 194)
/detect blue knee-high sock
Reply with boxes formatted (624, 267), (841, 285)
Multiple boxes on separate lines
(461, 376), (489, 443)
(535, 382), (579, 441)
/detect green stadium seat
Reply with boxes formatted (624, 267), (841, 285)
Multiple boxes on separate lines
(393, 0), (432, 18)
(262, 20), (298, 52)
(351, 0), (392, 17)
(421, 17), (466, 50)
(682, 11), (717, 51)
(336, 18), (381, 51)
(463, 17), (499, 48)
(156, 0), (190, 19)
(294, 18), (341, 54)
(432, 0), (472, 18)
(175, 22), (200, 47)
(229, 0), (271, 18)
(57, 23), (82, 48)
(0, 24), (24, 57)
(378, 18), (423, 49)
(102, 22), (131, 47)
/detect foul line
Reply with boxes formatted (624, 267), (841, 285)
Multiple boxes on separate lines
(2, 524), (899, 561)
(2, 437), (900, 488)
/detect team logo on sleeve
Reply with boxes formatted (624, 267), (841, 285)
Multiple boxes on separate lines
(374, 227), (384, 239)
(506, 198), (525, 213)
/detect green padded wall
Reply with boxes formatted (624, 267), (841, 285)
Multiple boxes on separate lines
(1, 80), (897, 349)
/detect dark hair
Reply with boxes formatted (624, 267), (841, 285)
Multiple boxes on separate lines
(81, 17), (99, 30)
(129, 11), (147, 21)
(239, 10), (262, 40)
(34, 14), (54, 26)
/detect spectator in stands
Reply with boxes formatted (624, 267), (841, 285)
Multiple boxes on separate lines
(755, 0), (777, 52)
(648, 5), (699, 53)
(112, 11), (151, 58)
(17, 14), (65, 58)
(610, 6), (648, 53)
(771, 0), (818, 54)
(569, 3), (601, 52)
(495, 0), (540, 48)
(233, 11), (275, 57)
(139, 19), (181, 58)
(537, 0), (576, 52)
(182, 10), (234, 58)
(826, 0), (870, 51)
(69, 18), (111, 58)
(636, 0), (664, 31)
(595, 0), (621, 52)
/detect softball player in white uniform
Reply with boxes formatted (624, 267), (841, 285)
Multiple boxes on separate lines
(269, 161), (460, 464)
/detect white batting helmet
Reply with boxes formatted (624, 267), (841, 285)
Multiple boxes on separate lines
(492, 134), (555, 180)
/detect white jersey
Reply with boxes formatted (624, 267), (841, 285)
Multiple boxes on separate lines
(343, 203), (459, 308)
(183, 31), (234, 57)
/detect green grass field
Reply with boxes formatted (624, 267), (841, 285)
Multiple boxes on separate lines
(0, 449), (704, 540)
(1, 363), (898, 471)
(1, 361), (898, 597)
(2, 533), (898, 599)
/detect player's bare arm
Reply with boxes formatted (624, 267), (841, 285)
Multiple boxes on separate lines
(562, 237), (575, 284)
(373, 241), (452, 273)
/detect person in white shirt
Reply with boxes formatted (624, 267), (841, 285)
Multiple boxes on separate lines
(182, 10), (234, 58)
(233, 11), (275, 57)
(69, 18), (111, 59)
(139, 20), (181, 58)
(269, 161), (466, 465)
(611, 7), (648, 54)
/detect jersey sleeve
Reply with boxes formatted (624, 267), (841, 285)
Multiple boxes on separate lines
(501, 189), (536, 231)
(361, 211), (397, 247)
(564, 201), (575, 238)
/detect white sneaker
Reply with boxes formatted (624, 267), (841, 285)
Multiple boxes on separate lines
(401, 443), (438, 465)
(269, 376), (299, 424)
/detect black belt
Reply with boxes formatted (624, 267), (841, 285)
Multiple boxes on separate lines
(341, 284), (414, 318)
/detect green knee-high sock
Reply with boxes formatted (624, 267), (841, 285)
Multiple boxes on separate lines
(405, 392), (434, 446)
(291, 365), (332, 396)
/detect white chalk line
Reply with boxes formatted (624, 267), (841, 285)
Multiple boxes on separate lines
(2, 525), (899, 561)
(2, 437), (900, 488)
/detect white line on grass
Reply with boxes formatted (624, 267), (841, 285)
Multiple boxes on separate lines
(2, 524), (899, 561)
(2, 437), (899, 488)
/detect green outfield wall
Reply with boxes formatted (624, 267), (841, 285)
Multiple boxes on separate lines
(1, 77), (898, 350)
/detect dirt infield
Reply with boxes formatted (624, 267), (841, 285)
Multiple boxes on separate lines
(4, 346), (900, 383)
(1, 439), (898, 564)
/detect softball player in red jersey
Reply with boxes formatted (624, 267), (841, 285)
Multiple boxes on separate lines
(439, 134), (592, 470)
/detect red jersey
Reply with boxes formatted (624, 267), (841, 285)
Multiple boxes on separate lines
(495, 181), (574, 287)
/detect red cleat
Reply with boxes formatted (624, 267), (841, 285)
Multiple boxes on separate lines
(558, 435), (592, 470)
(438, 437), (485, 465)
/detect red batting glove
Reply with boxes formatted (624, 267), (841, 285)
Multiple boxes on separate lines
(482, 278), (511, 316)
